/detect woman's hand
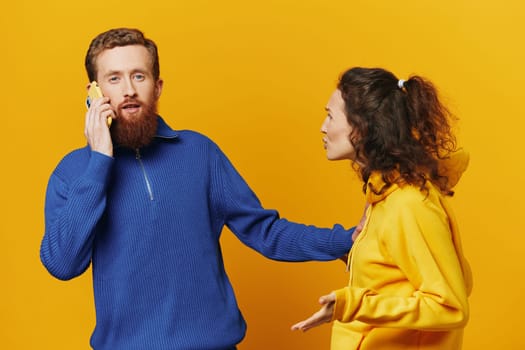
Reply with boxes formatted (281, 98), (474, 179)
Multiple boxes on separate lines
(291, 292), (336, 332)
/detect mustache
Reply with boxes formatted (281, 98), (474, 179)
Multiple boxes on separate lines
(118, 98), (142, 109)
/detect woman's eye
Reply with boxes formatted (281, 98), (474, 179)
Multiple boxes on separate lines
(109, 76), (119, 82)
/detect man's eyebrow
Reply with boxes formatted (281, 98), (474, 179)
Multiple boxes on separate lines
(103, 70), (121, 77)
(104, 68), (147, 76)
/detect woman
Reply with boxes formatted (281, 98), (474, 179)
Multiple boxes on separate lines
(291, 67), (472, 350)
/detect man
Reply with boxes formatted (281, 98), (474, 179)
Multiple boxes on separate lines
(40, 28), (355, 350)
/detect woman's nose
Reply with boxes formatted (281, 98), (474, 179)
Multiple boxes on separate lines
(320, 117), (328, 133)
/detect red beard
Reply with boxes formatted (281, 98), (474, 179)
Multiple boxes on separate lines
(110, 100), (158, 149)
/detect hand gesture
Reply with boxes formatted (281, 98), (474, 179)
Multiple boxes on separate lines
(291, 292), (336, 332)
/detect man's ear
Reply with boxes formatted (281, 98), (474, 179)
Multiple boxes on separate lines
(155, 79), (164, 99)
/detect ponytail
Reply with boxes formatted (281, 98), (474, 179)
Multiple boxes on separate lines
(404, 76), (456, 154)
(404, 76), (457, 193)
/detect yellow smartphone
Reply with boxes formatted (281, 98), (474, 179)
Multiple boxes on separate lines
(86, 81), (113, 127)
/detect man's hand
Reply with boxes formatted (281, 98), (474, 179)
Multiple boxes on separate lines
(352, 202), (369, 241)
(338, 202), (370, 263)
(291, 292), (336, 332)
(85, 96), (114, 157)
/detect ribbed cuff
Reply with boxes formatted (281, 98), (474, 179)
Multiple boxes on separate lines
(84, 151), (114, 186)
(330, 224), (356, 255)
(332, 287), (348, 322)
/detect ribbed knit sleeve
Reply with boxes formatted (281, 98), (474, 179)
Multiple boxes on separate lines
(210, 145), (355, 261)
(40, 150), (113, 280)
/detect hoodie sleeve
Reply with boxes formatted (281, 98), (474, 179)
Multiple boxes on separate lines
(332, 190), (470, 330)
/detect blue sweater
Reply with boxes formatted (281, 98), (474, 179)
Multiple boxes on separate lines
(40, 117), (354, 350)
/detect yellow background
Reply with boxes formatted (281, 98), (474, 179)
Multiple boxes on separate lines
(2, 0), (524, 349)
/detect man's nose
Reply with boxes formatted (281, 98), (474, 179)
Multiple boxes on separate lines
(123, 78), (137, 97)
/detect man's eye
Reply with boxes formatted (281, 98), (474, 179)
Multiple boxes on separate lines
(134, 74), (145, 81)
(109, 76), (119, 82)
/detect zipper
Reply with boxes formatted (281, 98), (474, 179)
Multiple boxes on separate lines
(135, 149), (154, 201)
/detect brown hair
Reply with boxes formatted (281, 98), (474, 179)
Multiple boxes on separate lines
(85, 28), (160, 82)
(337, 67), (457, 195)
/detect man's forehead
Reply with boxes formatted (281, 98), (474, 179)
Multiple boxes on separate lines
(96, 45), (152, 72)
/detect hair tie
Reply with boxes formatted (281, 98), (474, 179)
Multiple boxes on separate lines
(398, 79), (406, 89)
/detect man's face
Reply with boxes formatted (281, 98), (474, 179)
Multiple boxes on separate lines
(95, 45), (163, 149)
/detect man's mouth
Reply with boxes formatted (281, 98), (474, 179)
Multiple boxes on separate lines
(121, 102), (141, 114)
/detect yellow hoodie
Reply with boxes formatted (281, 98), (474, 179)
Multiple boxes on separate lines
(331, 151), (473, 350)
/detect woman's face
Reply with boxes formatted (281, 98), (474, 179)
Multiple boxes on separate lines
(320, 89), (356, 161)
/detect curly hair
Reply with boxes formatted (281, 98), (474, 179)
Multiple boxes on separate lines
(337, 67), (457, 195)
(85, 28), (160, 82)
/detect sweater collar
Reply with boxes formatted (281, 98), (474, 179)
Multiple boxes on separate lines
(110, 116), (178, 153)
(155, 115), (179, 139)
